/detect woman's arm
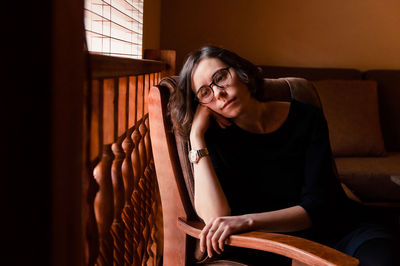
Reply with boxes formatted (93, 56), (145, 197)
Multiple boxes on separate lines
(247, 205), (312, 232)
(199, 206), (312, 258)
(191, 135), (231, 222)
(190, 105), (232, 223)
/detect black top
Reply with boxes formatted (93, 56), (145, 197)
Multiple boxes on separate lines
(204, 99), (361, 246)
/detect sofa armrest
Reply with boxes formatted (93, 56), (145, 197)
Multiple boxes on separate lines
(177, 217), (359, 266)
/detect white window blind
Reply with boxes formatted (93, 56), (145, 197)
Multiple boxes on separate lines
(84, 0), (144, 59)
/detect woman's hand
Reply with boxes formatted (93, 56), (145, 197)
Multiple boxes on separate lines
(199, 215), (254, 258)
(191, 105), (232, 139)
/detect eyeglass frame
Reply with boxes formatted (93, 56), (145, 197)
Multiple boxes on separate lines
(194, 66), (232, 104)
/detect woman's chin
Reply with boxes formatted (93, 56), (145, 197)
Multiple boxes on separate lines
(222, 110), (240, 120)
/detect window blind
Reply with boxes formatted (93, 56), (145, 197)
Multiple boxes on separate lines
(84, 0), (144, 59)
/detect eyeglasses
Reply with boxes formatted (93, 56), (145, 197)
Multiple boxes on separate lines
(195, 67), (232, 104)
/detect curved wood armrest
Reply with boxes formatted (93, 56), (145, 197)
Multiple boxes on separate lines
(177, 217), (359, 266)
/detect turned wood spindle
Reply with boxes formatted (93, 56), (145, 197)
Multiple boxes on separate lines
(111, 141), (125, 265)
(93, 144), (114, 266)
(121, 130), (135, 265)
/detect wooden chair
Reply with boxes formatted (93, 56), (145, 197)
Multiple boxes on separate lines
(148, 76), (359, 265)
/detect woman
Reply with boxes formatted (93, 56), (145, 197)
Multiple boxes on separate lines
(169, 46), (397, 265)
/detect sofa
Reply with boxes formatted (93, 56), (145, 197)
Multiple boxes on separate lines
(260, 66), (400, 206)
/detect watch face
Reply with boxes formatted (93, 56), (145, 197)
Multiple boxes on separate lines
(189, 150), (198, 162)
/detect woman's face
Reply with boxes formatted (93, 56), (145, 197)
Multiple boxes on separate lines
(191, 57), (252, 119)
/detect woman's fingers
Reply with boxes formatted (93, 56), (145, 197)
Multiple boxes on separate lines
(211, 226), (225, 254)
(201, 216), (248, 257)
(199, 221), (213, 253)
(206, 228), (214, 257)
(206, 221), (220, 257)
(218, 227), (231, 251)
(204, 218), (229, 257)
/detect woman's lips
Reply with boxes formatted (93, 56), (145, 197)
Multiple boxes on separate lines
(222, 98), (236, 110)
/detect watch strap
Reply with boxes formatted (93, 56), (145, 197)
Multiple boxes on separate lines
(189, 148), (209, 163)
(197, 148), (209, 157)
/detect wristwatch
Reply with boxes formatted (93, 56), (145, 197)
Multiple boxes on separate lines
(188, 148), (209, 164)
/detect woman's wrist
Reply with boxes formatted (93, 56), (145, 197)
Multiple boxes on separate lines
(190, 133), (206, 149)
(242, 214), (255, 231)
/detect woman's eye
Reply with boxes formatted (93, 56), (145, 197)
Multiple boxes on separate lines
(199, 88), (211, 98)
(214, 71), (228, 84)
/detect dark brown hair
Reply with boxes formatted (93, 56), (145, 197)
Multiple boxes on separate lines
(168, 46), (265, 137)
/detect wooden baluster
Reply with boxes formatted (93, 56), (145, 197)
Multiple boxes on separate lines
(94, 144), (114, 266)
(137, 75), (144, 121)
(146, 154), (159, 266)
(103, 79), (115, 145)
(147, 205), (158, 266)
(148, 173), (157, 266)
(150, 73), (154, 90)
(137, 124), (149, 263)
(138, 120), (147, 178)
(111, 141), (125, 265)
(108, 76), (128, 265)
(86, 78), (101, 266)
(138, 177), (149, 265)
(133, 117), (153, 266)
(90, 79), (101, 161)
(144, 116), (153, 165)
(152, 172), (163, 266)
(85, 168), (100, 266)
(121, 129), (135, 265)
(131, 189), (142, 266)
(139, 129), (150, 264)
(144, 113), (160, 265)
(144, 74), (150, 115)
(143, 168), (155, 265)
(131, 128), (142, 189)
(118, 77), (128, 137)
(131, 128), (144, 265)
(149, 168), (157, 260)
(128, 76), (137, 128)
(94, 78), (116, 265)
(141, 175), (150, 265)
(153, 72), (157, 85)
(140, 190), (148, 259)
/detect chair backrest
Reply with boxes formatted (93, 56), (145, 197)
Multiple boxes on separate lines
(148, 76), (321, 265)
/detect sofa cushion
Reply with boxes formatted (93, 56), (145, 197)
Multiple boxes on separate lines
(364, 70), (400, 152)
(263, 77), (322, 108)
(312, 80), (386, 157)
(335, 152), (400, 202)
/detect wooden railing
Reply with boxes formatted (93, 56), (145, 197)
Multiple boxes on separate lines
(83, 52), (175, 265)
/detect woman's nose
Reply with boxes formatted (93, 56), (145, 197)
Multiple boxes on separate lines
(212, 85), (227, 100)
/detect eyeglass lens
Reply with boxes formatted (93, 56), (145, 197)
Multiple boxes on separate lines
(197, 68), (231, 103)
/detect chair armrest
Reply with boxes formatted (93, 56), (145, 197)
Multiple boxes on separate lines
(177, 217), (359, 266)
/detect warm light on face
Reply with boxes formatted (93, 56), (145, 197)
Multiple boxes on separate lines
(195, 67), (232, 104)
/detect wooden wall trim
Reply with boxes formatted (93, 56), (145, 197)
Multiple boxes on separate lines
(90, 54), (166, 79)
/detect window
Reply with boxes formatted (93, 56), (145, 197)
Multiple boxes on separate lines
(84, 0), (144, 59)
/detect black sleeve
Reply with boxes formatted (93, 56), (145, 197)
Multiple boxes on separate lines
(204, 123), (240, 214)
(299, 108), (348, 228)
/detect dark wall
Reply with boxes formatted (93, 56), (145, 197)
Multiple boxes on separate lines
(3, 2), (52, 266)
